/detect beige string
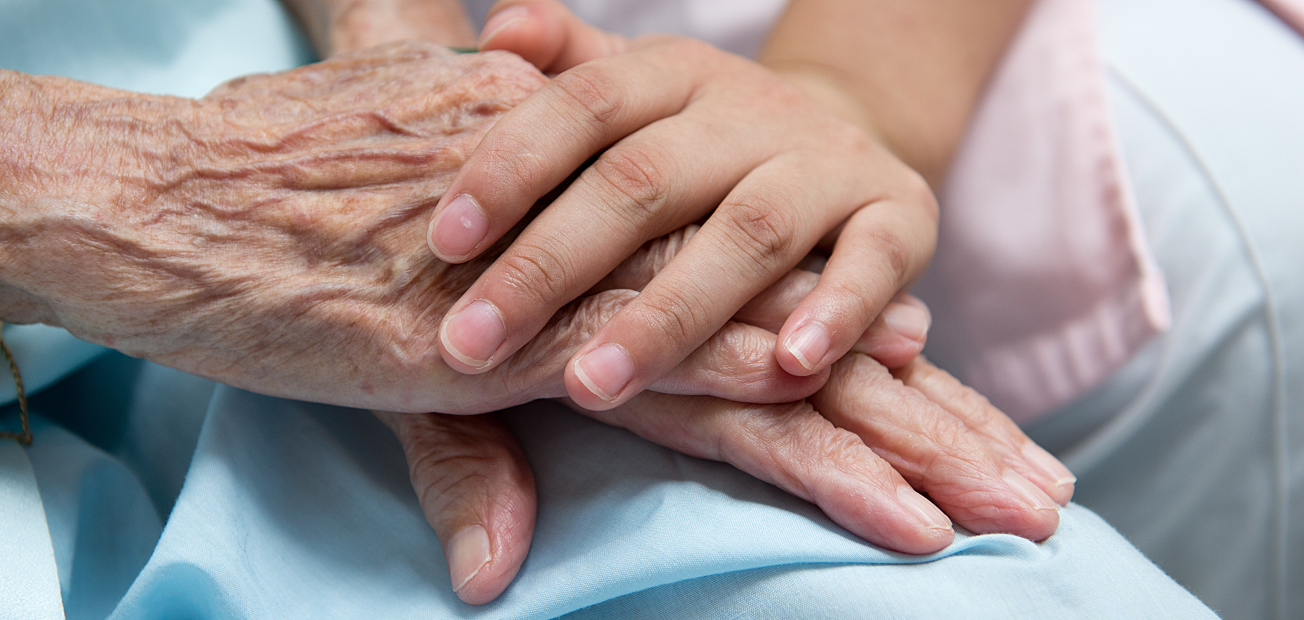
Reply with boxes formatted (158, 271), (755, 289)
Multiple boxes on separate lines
(0, 323), (32, 446)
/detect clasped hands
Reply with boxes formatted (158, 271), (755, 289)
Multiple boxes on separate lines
(374, 1), (1074, 604)
(0, 0), (1074, 607)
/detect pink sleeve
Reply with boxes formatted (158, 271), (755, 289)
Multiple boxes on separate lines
(1260, 0), (1304, 33)
(915, 0), (1169, 424)
(917, 0), (1302, 424)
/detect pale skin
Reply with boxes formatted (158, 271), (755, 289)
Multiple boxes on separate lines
(0, 0), (1071, 606)
(427, 0), (1034, 413)
(277, 0), (1074, 606)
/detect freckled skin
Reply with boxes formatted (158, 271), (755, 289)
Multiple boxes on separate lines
(0, 42), (615, 413)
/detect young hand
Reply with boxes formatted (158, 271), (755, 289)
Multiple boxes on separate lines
(427, 0), (940, 412)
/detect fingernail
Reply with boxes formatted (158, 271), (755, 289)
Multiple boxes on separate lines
(479, 5), (530, 47)
(898, 486), (952, 532)
(430, 194), (488, 260)
(573, 344), (635, 403)
(1004, 470), (1059, 512)
(883, 302), (930, 342)
(441, 300), (506, 369)
(785, 322), (831, 371)
(1022, 443), (1076, 498)
(447, 525), (492, 593)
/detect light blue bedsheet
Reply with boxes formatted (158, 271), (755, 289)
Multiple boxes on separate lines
(3, 339), (1212, 619)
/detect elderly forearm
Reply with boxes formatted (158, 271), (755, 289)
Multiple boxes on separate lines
(760, 0), (1034, 188)
(281, 0), (475, 57)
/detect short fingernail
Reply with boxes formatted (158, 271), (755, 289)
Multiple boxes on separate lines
(447, 524), (492, 593)
(479, 5), (530, 46)
(1022, 443), (1076, 497)
(574, 344), (635, 403)
(883, 303), (930, 342)
(785, 322), (831, 371)
(898, 486), (952, 532)
(430, 194), (488, 260)
(441, 300), (506, 369)
(1004, 469), (1059, 512)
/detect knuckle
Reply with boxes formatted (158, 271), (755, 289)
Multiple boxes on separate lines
(820, 277), (882, 325)
(831, 124), (880, 159)
(493, 241), (579, 306)
(764, 77), (810, 109)
(717, 197), (796, 268)
(705, 323), (767, 369)
(863, 225), (913, 286)
(402, 420), (518, 506)
(816, 427), (873, 468)
(726, 401), (811, 456)
(915, 417), (981, 480)
(591, 145), (673, 221)
(634, 283), (712, 347)
(478, 135), (549, 193)
(727, 402), (866, 500)
(551, 67), (625, 130)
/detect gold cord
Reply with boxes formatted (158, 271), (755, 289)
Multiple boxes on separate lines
(0, 323), (32, 446)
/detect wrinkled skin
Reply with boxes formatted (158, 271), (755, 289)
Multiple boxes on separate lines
(1, 42), (823, 413)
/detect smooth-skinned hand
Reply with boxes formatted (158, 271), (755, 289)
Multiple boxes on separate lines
(426, 0), (940, 413)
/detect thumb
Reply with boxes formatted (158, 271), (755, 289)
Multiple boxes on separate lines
(477, 0), (628, 72)
(373, 410), (536, 605)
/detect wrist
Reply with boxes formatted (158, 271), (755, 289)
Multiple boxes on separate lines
(766, 64), (889, 149)
(764, 62), (946, 187)
(0, 70), (194, 323)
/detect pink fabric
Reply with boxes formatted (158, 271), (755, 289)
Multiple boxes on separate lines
(919, 0), (1303, 424)
(1261, 0), (1304, 33)
(468, 0), (1304, 425)
(917, 0), (1170, 424)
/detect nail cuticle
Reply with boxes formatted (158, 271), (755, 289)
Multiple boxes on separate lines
(440, 300), (507, 369)
(897, 486), (952, 532)
(1003, 469), (1058, 512)
(573, 344), (635, 403)
(785, 322), (830, 371)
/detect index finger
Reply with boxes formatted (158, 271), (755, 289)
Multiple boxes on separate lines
(425, 37), (709, 264)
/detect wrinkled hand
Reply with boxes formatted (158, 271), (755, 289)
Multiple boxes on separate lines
(427, 0), (940, 413)
(384, 236), (1071, 607)
(0, 42), (823, 412)
(383, 348), (1074, 605)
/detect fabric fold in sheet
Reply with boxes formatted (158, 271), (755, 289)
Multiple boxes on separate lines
(0, 441), (65, 620)
(0, 325), (109, 408)
(15, 384), (1211, 619)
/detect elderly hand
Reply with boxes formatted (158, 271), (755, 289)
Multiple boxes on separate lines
(0, 43), (828, 413)
(383, 231), (1069, 607)
(424, 0), (940, 413)
(381, 349), (1074, 605)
